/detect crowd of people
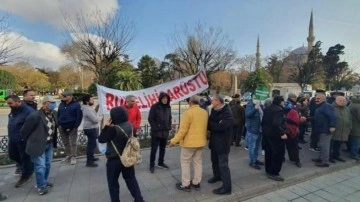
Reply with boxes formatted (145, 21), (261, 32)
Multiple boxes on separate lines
(3, 88), (360, 201)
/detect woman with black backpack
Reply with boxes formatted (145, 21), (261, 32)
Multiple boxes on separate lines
(98, 107), (144, 202)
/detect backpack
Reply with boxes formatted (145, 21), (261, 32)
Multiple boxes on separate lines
(111, 125), (142, 167)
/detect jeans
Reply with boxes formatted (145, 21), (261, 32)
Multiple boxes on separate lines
(349, 135), (360, 158)
(263, 136), (285, 176)
(8, 140), (33, 179)
(210, 149), (232, 191)
(150, 137), (167, 167)
(84, 128), (98, 163)
(318, 133), (332, 164)
(106, 158), (143, 202)
(246, 131), (261, 164)
(31, 144), (53, 188)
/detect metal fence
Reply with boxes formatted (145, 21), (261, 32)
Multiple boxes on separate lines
(0, 123), (179, 153)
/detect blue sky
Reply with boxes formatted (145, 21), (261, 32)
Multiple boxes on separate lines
(0, 0), (359, 69)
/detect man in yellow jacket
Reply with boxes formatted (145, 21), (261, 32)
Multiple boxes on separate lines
(169, 95), (208, 192)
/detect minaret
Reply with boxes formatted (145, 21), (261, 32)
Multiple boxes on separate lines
(307, 10), (315, 53)
(255, 35), (261, 69)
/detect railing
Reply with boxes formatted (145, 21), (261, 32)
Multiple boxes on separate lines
(0, 123), (179, 154)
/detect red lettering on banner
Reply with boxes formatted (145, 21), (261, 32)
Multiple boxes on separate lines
(173, 86), (183, 98)
(137, 96), (148, 108)
(187, 81), (196, 92)
(147, 94), (158, 106)
(106, 93), (115, 110)
(199, 71), (208, 85)
(193, 75), (201, 88)
(167, 89), (177, 100)
(143, 93), (151, 106)
(180, 82), (189, 95)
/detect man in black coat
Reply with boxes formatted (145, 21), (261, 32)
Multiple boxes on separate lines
(208, 94), (233, 195)
(21, 96), (58, 195)
(148, 92), (172, 173)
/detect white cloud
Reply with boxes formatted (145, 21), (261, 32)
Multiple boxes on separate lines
(6, 32), (68, 68)
(0, 0), (119, 28)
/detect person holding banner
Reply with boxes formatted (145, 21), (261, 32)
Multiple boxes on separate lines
(148, 92), (172, 173)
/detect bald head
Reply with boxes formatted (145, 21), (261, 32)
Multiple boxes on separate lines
(335, 96), (346, 106)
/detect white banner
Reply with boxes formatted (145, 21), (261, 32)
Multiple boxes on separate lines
(97, 70), (209, 114)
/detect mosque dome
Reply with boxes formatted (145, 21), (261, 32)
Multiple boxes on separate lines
(290, 46), (308, 56)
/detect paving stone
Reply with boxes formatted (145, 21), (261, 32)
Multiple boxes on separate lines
(302, 193), (329, 202)
(313, 190), (344, 202)
(291, 197), (311, 202)
(276, 189), (300, 200)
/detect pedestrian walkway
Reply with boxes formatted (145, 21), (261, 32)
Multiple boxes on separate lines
(0, 143), (358, 202)
(245, 165), (360, 202)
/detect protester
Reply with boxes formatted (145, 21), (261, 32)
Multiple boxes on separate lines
(262, 96), (287, 181)
(208, 94), (233, 195)
(330, 96), (351, 163)
(349, 93), (360, 160)
(230, 100), (245, 147)
(123, 95), (141, 132)
(296, 97), (309, 144)
(22, 89), (37, 110)
(21, 96), (58, 195)
(148, 92), (172, 173)
(98, 107), (144, 202)
(309, 89), (326, 152)
(245, 93), (264, 170)
(82, 94), (101, 167)
(284, 105), (302, 168)
(5, 95), (35, 187)
(58, 91), (83, 165)
(169, 95), (208, 192)
(229, 94), (240, 107)
(312, 93), (336, 167)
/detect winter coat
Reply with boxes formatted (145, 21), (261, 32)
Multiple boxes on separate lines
(349, 98), (360, 137)
(230, 103), (245, 127)
(7, 104), (35, 142)
(245, 100), (261, 135)
(285, 108), (300, 139)
(262, 104), (287, 139)
(20, 109), (58, 156)
(313, 102), (336, 135)
(57, 99), (83, 130)
(331, 102), (352, 141)
(170, 105), (208, 148)
(123, 104), (141, 130)
(208, 104), (233, 154)
(148, 92), (172, 139)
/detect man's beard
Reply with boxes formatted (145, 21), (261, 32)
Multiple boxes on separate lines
(10, 106), (20, 113)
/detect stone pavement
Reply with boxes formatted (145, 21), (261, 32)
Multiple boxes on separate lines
(0, 141), (359, 202)
(244, 165), (360, 202)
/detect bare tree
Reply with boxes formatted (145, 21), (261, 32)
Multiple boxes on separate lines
(167, 23), (238, 79)
(264, 48), (291, 82)
(0, 15), (20, 65)
(62, 10), (134, 85)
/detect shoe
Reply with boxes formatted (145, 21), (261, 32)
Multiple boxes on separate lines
(70, 157), (77, 165)
(14, 167), (22, 176)
(295, 162), (302, 168)
(86, 162), (98, 167)
(245, 146), (248, 151)
(175, 182), (191, 192)
(299, 139), (308, 144)
(15, 177), (31, 188)
(329, 159), (336, 164)
(334, 157), (346, 162)
(46, 182), (53, 188)
(149, 166), (154, 173)
(37, 187), (48, 195)
(62, 156), (71, 163)
(298, 146), (302, 150)
(255, 160), (264, 166)
(314, 147), (320, 152)
(309, 148), (320, 152)
(212, 187), (231, 195)
(190, 181), (201, 191)
(350, 156), (360, 161)
(0, 193), (8, 201)
(156, 163), (169, 169)
(249, 163), (261, 170)
(267, 174), (284, 181)
(208, 177), (221, 184)
(315, 163), (330, 167)
(312, 158), (321, 163)
(92, 157), (99, 162)
(262, 150), (265, 156)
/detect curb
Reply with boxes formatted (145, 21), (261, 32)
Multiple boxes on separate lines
(222, 160), (359, 201)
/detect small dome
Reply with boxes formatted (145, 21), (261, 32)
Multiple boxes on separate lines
(290, 46), (308, 56)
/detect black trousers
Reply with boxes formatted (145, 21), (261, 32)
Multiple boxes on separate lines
(106, 158), (143, 202)
(298, 124), (306, 141)
(330, 140), (344, 159)
(8, 140), (33, 179)
(286, 138), (300, 163)
(150, 137), (167, 167)
(263, 136), (285, 176)
(310, 124), (319, 149)
(232, 125), (242, 145)
(210, 149), (232, 191)
(84, 128), (98, 164)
